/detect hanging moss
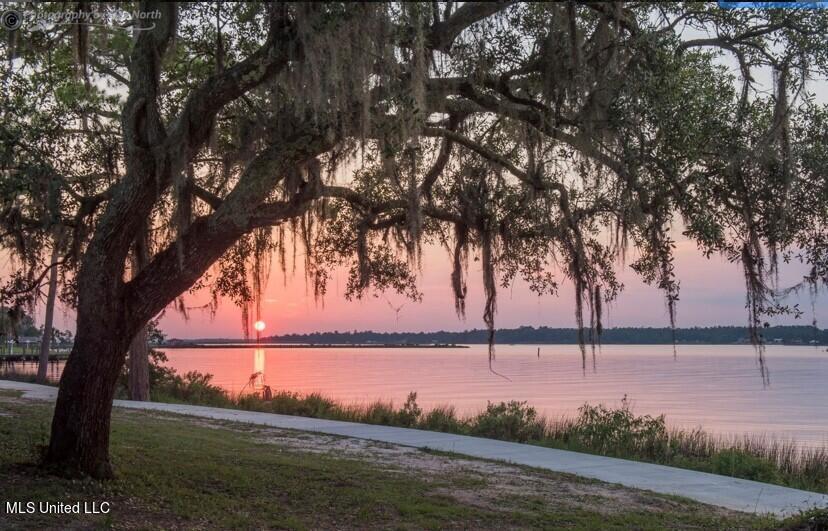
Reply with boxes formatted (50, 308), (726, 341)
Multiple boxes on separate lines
(451, 223), (469, 318)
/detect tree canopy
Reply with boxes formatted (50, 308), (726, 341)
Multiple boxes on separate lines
(0, 1), (826, 477)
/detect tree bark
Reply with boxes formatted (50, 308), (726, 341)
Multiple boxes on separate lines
(37, 235), (61, 384)
(45, 294), (132, 479)
(127, 326), (150, 402)
(128, 226), (151, 401)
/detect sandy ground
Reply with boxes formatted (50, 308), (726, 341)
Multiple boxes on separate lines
(167, 411), (742, 520)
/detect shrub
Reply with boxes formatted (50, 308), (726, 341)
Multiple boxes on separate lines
(420, 405), (462, 433)
(300, 392), (342, 418)
(573, 396), (668, 459)
(779, 507), (828, 531)
(248, 390), (340, 418)
(710, 449), (781, 483)
(363, 400), (397, 425)
(154, 370), (231, 407)
(116, 348), (186, 399)
(147, 349), (177, 388)
(0, 367), (39, 384)
(470, 401), (545, 442)
(395, 392), (422, 427)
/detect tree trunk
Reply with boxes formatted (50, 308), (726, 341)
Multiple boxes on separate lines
(128, 327), (150, 401)
(44, 225), (137, 478)
(45, 312), (132, 479)
(128, 228), (151, 401)
(37, 234), (62, 383)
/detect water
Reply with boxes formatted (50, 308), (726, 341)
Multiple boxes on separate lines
(159, 344), (828, 447)
(6, 344), (827, 448)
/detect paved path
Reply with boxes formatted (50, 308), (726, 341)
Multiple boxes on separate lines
(2, 380), (826, 517)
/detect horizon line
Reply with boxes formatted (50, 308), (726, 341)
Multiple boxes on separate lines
(163, 323), (826, 341)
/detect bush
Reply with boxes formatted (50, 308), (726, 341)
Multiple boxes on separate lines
(299, 392), (341, 418)
(470, 401), (545, 442)
(362, 400), (397, 425)
(154, 370), (231, 407)
(395, 392), (422, 427)
(420, 405), (462, 433)
(780, 508), (828, 531)
(147, 349), (177, 388)
(710, 449), (781, 483)
(116, 348), (180, 399)
(0, 367), (39, 384)
(573, 396), (668, 459)
(245, 390), (340, 418)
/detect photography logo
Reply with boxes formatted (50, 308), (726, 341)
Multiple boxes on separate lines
(2, 9), (22, 31)
(0, 8), (161, 32)
(718, 1), (828, 7)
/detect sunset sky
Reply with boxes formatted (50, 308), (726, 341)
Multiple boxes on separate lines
(152, 234), (824, 339)
(6, 211), (820, 339)
(151, 50), (828, 340)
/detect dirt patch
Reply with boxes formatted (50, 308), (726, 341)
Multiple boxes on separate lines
(256, 429), (695, 516)
(135, 409), (744, 520)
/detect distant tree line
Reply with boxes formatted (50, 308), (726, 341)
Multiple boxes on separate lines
(254, 326), (826, 346)
(0, 305), (40, 339)
(0, 306), (72, 344)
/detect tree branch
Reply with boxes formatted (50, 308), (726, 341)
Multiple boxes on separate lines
(425, 2), (515, 53)
(124, 124), (334, 327)
(164, 5), (296, 178)
(423, 126), (530, 182)
(190, 182), (223, 210)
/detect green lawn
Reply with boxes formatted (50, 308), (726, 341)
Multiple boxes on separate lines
(0, 391), (789, 530)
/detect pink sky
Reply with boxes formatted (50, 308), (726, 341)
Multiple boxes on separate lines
(4, 232), (821, 338)
(155, 236), (824, 339)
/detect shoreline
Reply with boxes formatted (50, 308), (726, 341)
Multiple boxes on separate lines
(160, 342), (469, 349)
(161, 341), (826, 347)
(0, 386), (789, 528)
(1, 374), (826, 496)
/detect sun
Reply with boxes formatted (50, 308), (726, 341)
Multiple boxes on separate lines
(253, 320), (266, 332)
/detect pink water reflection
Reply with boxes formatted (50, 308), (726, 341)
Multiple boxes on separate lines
(160, 344), (828, 448)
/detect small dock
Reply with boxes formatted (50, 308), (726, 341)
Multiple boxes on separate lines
(0, 353), (70, 362)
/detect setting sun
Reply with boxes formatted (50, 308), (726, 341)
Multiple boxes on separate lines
(253, 320), (266, 332)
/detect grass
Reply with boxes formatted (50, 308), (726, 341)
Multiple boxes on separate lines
(0, 389), (794, 530)
(135, 367), (828, 495)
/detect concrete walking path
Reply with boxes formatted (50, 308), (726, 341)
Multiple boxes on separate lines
(2, 379), (826, 517)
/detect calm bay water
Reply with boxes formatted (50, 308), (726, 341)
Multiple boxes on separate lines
(159, 344), (828, 448)
(6, 344), (826, 447)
